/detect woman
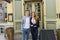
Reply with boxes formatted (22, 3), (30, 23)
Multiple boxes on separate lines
(30, 12), (39, 40)
(21, 10), (30, 40)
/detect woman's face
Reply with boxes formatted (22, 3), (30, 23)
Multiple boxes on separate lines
(32, 12), (35, 17)
(25, 11), (29, 17)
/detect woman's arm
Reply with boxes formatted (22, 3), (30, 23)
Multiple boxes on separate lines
(37, 19), (39, 27)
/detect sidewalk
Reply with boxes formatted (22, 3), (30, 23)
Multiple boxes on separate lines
(0, 33), (6, 40)
(0, 33), (32, 40)
(0, 32), (39, 40)
(14, 33), (32, 40)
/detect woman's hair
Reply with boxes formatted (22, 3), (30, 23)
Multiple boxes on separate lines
(24, 10), (30, 16)
(32, 12), (39, 21)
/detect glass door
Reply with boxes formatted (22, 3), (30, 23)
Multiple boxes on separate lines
(24, 2), (43, 29)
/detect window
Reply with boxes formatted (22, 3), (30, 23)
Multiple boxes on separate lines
(25, 3), (32, 13)
(35, 3), (41, 20)
(8, 14), (13, 22)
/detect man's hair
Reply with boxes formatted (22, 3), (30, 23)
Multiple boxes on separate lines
(24, 10), (30, 16)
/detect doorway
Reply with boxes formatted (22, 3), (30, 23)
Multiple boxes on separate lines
(24, 2), (44, 29)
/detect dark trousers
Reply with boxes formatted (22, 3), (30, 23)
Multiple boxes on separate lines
(30, 27), (38, 40)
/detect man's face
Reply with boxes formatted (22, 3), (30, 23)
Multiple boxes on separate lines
(25, 11), (30, 16)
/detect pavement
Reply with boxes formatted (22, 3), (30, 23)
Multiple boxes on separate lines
(0, 30), (40, 40)
(0, 33), (6, 40)
(14, 33), (32, 40)
(0, 33), (32, 40)
(0, 30), (56, 40)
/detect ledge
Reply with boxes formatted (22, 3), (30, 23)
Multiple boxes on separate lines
(46, 19), (56, 22)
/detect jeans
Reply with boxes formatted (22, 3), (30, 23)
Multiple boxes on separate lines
(22, 28), (30, 40)
(31, 27), (38, 40)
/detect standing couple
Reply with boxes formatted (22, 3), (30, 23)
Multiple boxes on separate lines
(21, 10), (39, 40)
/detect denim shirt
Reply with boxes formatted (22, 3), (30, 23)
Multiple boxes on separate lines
(21, 16), (30, 30)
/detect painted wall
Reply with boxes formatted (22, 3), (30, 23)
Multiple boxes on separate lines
(56, 0), (60, 29)
(7, 2), (13, 24)
(7, 2), (13, 13)
(44, 0), (56, 29)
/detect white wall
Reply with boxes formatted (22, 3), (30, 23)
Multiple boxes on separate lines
(56, 0), (60, 29)
(44, 0), (56, 29)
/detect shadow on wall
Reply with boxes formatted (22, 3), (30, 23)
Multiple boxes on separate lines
(4, 0), (12, 3)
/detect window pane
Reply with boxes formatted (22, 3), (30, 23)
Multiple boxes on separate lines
(25, 3), (32, 13)
(35, 3), (41, 20)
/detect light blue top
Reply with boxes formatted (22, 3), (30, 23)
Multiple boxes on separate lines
(21, 16), (31, 30)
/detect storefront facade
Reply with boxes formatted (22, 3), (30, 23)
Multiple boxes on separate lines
(0, 0), (59, 33)
(12, 0), (56, 33)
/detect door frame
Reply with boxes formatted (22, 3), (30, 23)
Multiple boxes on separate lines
(24, 2), (44, 29)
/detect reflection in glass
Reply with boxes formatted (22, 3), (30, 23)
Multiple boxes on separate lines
(25, 3), (32, 14)
(35, 3), (41, 20)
